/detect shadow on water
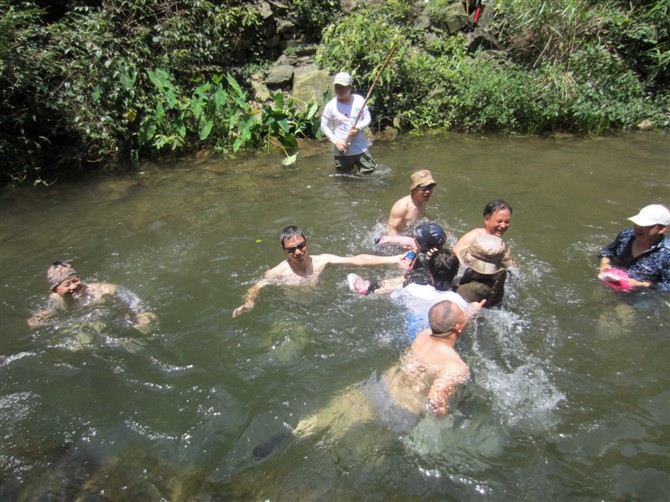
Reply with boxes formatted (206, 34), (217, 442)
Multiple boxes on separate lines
(1, 132), (669, 500)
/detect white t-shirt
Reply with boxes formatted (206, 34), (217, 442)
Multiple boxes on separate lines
(391, 283), (469, 314)
(320, 94), (371, 156)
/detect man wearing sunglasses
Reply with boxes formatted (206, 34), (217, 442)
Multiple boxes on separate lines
(232, 225), (411, 318)
(376, 170), (438, 249)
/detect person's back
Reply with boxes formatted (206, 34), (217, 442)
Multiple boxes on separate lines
(388, 300), (474, 416)
(455, 268), (507, 307)
(455, 234), (507, 308)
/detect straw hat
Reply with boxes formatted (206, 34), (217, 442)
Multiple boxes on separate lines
(458, 234), (506, 275)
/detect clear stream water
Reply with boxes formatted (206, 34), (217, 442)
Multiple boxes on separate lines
(1, 132), (669, 500)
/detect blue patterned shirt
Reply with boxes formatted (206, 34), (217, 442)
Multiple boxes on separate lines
(600, 229), (670, 293)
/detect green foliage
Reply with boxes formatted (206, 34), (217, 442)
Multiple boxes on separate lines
(314, 0), (667, 135)
(490, 0), (669, 89)
(288, 0), (340, 41)
(0, 0), (285, 183)
(135, 69), (320, 158)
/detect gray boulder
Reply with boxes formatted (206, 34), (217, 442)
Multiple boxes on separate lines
(292, 65), (332, 112)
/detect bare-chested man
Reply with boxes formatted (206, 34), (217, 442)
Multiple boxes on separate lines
(28, 261), (158, 333)
(252, 299), (483, 459)
(232, 225), (410, 318)
(387, 170), (437, 236)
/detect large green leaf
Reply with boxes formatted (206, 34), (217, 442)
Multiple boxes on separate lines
(138, 122), (156, 145)
(199, 119), (213, 140)
(191, 96), (203, 119)
(282, 153), (298, 166)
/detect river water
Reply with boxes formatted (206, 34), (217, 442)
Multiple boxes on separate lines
(1, 132), (668, 500)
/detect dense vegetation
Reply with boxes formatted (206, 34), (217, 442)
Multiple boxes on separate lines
(1, 0), (668, 184)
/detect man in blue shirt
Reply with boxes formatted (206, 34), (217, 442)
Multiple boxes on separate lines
(599, 204), (670, 293)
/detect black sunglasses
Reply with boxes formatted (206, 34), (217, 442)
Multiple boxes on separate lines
(284, 241), (307, 253)
(418, 184), (436, 192)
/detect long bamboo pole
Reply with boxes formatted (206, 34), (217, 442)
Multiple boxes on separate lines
(344, 45), (397, 149)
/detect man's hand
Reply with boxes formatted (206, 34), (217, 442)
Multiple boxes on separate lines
(466, 299), (486, 318)
(598, 257), (613, 273)
(27, 310), (51, 329)
(622, 277), (652, 289)
(335, 141), (348, 153)
(232, 302), (254, 318)
(133, 312), (158, 334)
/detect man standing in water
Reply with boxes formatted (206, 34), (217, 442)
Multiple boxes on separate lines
(598, 204), (670, 292)
(380, 170), (437, 242)
(28, 261), (158, 332)
(320, 71), (377, 174)
(232, 225), (410, 317)
(252, 299), (483, 459)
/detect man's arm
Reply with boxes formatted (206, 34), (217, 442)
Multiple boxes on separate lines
(27, 294), (63, 328)
(232, 278), (270, 318)
(598, 230), (626, 272)
(427, 360), (469, 416)
(598, 256), (614, 273)
(28, 309), (54, 328)
(321, 253), (409, 269)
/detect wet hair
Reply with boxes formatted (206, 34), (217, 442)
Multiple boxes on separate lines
(428, 300), (463, 336)
(483, 200), (512, 219)
(428, 249), (459, 291)
(280, 225), (306, 248)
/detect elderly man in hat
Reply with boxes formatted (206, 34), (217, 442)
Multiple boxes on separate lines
(28, 261), (158, 331)
(320, 71), (377, 174)
(598, 204), (670, 292)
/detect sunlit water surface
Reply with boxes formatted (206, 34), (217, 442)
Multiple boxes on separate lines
(1, 132), (669, 500)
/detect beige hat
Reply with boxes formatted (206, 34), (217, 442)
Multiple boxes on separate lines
(628, 204), (670, 226)
(411, 170), (437, 190)
(458, 234), (506, 275)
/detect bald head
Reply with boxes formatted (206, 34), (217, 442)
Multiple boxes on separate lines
(428, 300), (466, 337)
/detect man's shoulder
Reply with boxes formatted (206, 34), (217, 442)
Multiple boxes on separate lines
(266, 260), (291, 276)
(617, 228), (635, 240)
(391, 195), (412, 210)
(89, 282), (119, 294)
(311, 253), (340, 265)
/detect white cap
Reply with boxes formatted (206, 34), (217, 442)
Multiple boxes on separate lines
(333, 72), (352, 86)
(628, 204), (670, 226)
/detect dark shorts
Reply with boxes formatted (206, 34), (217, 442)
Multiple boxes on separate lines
(334, 151), (377, 174)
